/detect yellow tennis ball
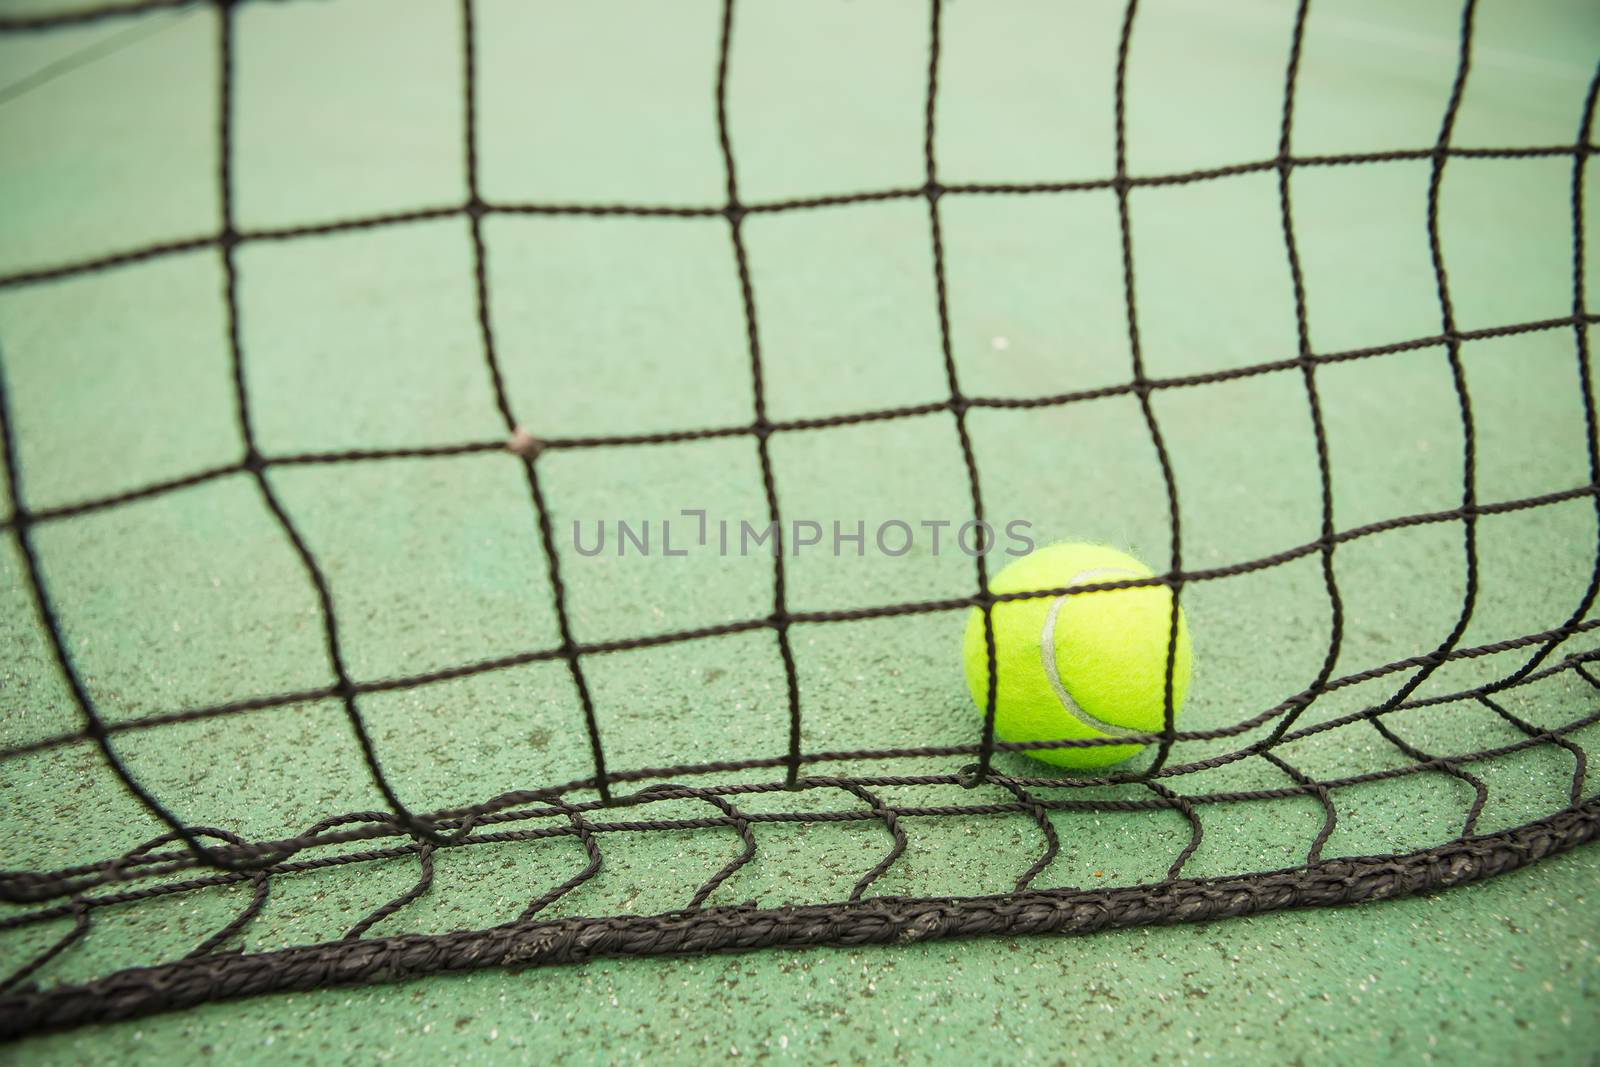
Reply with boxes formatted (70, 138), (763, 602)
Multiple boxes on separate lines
(962, 542), (1192, 770)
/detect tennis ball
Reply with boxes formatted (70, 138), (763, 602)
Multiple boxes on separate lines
(962, 542), (1192, 770)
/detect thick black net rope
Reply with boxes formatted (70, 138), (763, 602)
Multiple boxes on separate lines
(1, 0), (1598, 1040)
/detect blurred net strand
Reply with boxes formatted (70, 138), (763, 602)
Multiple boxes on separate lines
(2, 0), (1600, 1037)
(2, 147), (1597, 294)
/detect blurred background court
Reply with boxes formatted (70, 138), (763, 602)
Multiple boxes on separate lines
(2, 0), (1599, 1061)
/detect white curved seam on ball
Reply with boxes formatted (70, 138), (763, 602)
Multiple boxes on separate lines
(1039, 566), (1146, 739)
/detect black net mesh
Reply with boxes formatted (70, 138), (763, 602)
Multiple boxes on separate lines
(1, 0), (1598, 1039)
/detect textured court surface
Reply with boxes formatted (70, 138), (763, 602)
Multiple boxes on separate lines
(3, 0), (1600, 1062)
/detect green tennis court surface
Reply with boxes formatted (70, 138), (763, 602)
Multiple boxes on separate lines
(2, 0), (1599, 1061)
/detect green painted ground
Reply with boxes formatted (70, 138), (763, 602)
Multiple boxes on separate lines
(2, 0), (1599, 1062)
